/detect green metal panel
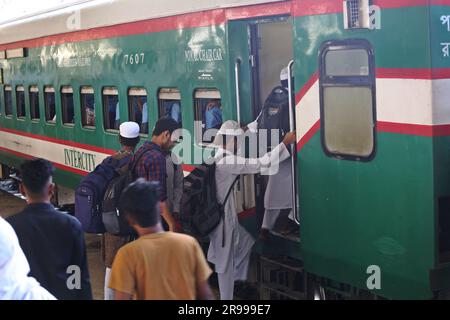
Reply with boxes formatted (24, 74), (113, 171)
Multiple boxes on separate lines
(0, 24), (228, 184)
(293, 6), (440, 299)
(227, 20), (254, 124)
(0, 4), (448, 299)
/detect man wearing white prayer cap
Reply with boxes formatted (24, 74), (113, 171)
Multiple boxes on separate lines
(246, 66), (298, 241)
(119, 121), (140, 139)
(102, 121), (141, 300)
(208, 120), (296, 300)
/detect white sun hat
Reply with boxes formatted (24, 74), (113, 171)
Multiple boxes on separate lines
(119, 121), (140, 139)
(213, 120), (244, 146)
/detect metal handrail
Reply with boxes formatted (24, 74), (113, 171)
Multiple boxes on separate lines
(287, 60), (300, 225)
(235, 59), (241, 124)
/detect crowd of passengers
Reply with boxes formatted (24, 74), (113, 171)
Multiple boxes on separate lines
(0, 70), (297, 300)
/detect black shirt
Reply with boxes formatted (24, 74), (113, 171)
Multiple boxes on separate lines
(7, 203), (92, 300)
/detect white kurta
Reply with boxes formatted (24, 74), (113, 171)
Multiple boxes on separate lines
(207, 142), (291, 283)
(264, 158), (294, 210)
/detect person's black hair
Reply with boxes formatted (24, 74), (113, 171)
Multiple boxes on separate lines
(152, 118), (180, 137)
(119, 135), (140, 148)
(20, 158), (55, 195)
(119, 178), (160, 228)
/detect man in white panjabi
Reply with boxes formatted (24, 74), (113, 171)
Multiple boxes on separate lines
(208, 120), (296, 300)
(251, 67), (298, 240)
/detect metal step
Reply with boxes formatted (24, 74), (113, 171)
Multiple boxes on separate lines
(259, 255), (306, 300)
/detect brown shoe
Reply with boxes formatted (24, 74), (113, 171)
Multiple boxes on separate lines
(259, 228), (270, 242)
(279, 220), (299, 236)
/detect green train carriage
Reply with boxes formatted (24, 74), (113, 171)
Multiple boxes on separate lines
(0, 0), (449, 299)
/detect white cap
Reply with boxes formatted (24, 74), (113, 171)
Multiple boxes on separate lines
(213, 120), (244, 145)
(119, 122), (140, 138)
(280, 67), (289, 81)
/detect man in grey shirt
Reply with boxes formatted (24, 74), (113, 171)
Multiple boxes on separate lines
(165, 152), (184, 223)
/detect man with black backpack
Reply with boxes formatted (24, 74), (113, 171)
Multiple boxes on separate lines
(99, 121), (141, 300)
(73, 121), (140, 300)
(132, 118), (180, 233)
(208, 120), (296, 300)
(251, 68), (298, 241)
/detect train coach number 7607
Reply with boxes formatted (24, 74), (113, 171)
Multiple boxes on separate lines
(124, 53), (145, 65)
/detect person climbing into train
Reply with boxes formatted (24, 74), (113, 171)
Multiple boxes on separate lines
(0, 216), (56, 300)
(132, 118), (181, 233)
(248, 67), (298, 242)
(101, 121), (141, 300)
(108, 179), (215, 300)
(209, 120), (296, 300)
(7, 159), (92, 300)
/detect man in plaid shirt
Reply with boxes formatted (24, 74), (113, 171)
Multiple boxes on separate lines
(133, 118), (180, 232)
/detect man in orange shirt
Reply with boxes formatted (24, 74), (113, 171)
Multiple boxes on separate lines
(108, 179), (215, 300)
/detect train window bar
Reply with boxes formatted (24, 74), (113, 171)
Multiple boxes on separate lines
(157, 88), (182, 134)
(318, 39), (376, 162)
(128, 87), (148, 135)
(102, 87), (120, 131)
(194, 88), (222, 145)
(44, 86), (56, 123)
(80, 86), (95, 128)
(158, 88), (181, 100)
(29, 85), (40, 120)
(61, 86), (75, 125)
(16, 85), (25, 118)
(4, 85), (12, 117)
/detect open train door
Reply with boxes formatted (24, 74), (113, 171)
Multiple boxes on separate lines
(228, 15), (299, 242)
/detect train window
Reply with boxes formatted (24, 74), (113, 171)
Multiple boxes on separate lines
(4, 85), (12, 116)
(194, 89), (222, 144)
(44, 86), (56, 123)
(158, 88), (182, 125)
(102, 87), (120, 131)
(319, 40), (376, 161)
(128, 88), (148, 135)
(16, 85), (25, 118)
(29, 86), (40, 120)
(80, 86), (95, 128)
(61, 86), (74, 125)
(325, 49), (369, 77)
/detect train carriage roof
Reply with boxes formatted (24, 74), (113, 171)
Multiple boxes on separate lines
(0, 0), (286, 46)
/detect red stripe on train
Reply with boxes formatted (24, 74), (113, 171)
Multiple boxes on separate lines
(297, 122), (450, 152)
(0, 145), (89, 176)
(0, 128), (116, 156)
(378, 122), (450, 137)
(296, 72), (318, 105)
(3, 0), (447, 51)
(293, 0), (449, 17)
(0, 2), (290, 51)
(377, 68), (450, 80)
(295, 68), (450, 106)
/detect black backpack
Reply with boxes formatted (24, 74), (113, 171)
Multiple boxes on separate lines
(101, 149), (149, 236)
(258, 86), (291, 141)
(75, 154), (131, 233)
(182, 160), (238, 246)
